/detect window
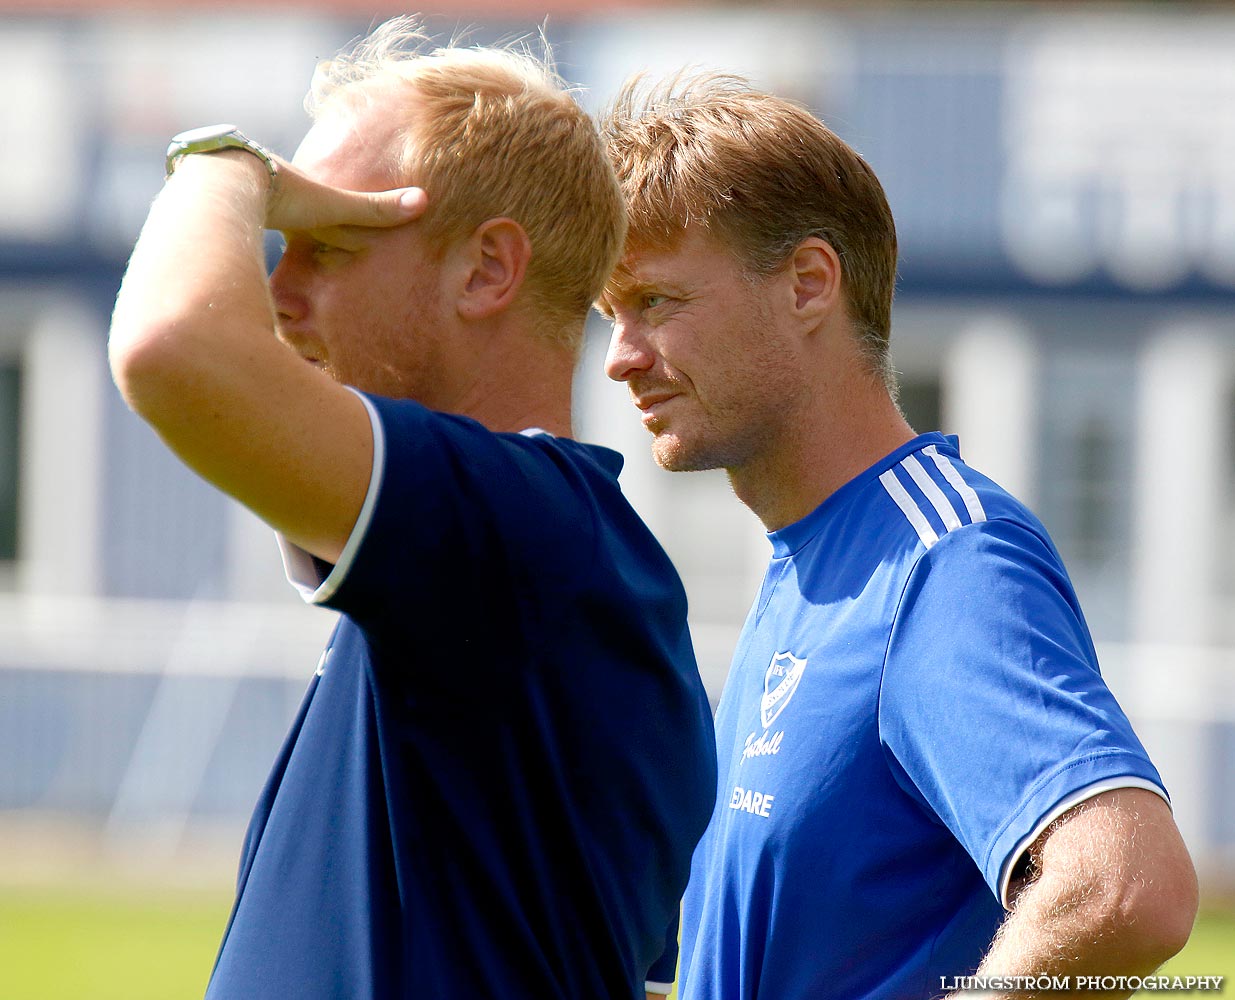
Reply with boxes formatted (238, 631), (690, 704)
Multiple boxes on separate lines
(1072, 413), (1117, 567)
(898, 375), (943, 435)
(1037, 351), (1135, 638)
(1219, 380), (1235, 641)
(0, 359), (20, 562)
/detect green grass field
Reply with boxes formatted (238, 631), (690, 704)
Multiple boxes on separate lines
(0, 884), (232, 1000)
(1156, 911), (1235, 979)
(0, 886), (1229, 999)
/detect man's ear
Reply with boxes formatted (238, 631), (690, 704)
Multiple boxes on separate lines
(456, 218), (532, 321)
(788, 237), (843, 321)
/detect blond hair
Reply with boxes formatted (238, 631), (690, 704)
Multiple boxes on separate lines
(601, 73), (898, 382)
(308, 17), (626, 349)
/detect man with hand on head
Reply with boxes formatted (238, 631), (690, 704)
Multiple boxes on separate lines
(110, 19), (716, 1000)
(600, 74), (1198, 1000)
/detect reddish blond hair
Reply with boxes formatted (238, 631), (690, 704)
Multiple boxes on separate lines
(309, 17), (626, 348)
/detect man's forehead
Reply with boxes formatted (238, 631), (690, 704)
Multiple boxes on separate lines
(605, 255), (674, 302)
(612, 226), (727, 287)
(293, 117), (348, 168)
(609, 253), (663, 289)
(294, 96), (409, 188)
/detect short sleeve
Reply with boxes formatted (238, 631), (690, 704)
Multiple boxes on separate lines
(645, 907), (680, 993)
(280, 389), (386, 604)
(878, 518), (1166, 904)
(280, 393), (609, 630)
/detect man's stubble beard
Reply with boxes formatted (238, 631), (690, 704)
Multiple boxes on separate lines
(649, 413), (754, 475)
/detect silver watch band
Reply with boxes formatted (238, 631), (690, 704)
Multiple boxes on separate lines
(165, 124), (278, 180)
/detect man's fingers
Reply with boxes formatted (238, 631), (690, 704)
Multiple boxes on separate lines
(398, 187), (429, 215)
(266, 158), (428, 232)
(350, 186), (428, 228)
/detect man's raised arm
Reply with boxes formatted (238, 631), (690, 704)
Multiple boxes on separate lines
(109, 142), (422, 562)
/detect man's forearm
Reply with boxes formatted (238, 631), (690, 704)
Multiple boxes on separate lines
(108, 136), (424, 555)
(944, 790), (1196, 1000)
(947, 871), (1155, 999)
(110, 151), (275, 418)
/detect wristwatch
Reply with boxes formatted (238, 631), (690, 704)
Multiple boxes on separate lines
(165, 124), (278, 180)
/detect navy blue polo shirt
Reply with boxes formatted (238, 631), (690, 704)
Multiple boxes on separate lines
(206, 393), (717, 999)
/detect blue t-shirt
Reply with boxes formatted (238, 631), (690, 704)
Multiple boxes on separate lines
(206, 394), (717, 999)
(679, 433), (1166, 1000)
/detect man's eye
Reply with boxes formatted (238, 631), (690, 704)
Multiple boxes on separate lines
(643, 294), (668, 310)
(312, 242), (344, 257)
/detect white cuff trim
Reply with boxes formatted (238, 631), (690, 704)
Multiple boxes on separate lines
(279, 389), (386, 605)
(644, 982), (674, 995)
(997, 776), (1169, 908)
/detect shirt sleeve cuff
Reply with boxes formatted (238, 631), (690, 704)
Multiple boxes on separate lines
(278, 388), (386, 605)
(996, 775), (1170, 908)
(644, 981), (674, 995)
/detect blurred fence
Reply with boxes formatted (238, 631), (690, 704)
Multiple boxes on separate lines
(1099, 642), (1235, 894)
(0, 595), (332, 862)
(1, 594), (1232, 895)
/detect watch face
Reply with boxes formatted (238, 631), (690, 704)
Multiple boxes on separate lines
(172, 123), (239, 145)
(165, 124), (276, 180)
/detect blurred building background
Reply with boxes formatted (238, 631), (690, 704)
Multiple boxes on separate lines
(1, 0), (1233, 903)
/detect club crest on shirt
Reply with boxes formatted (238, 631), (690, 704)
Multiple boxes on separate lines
(761, 650), (807, 729)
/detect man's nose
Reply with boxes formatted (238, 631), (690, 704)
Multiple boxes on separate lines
(269, 250), (308, 324)
(604, 319), (656, 383)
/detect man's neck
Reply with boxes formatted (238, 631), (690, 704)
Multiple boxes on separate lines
(452, 332), (578, 438)
(729, 374), (916, 532)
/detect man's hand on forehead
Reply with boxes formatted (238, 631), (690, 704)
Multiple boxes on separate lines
(265, 154), (428, 236)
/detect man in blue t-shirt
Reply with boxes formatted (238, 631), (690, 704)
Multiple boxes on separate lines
(109, 18), (717, 999)
(599, 75), (1198, 999)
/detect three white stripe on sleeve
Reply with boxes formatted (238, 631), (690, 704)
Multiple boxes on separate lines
(879, 445), (986, 549)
